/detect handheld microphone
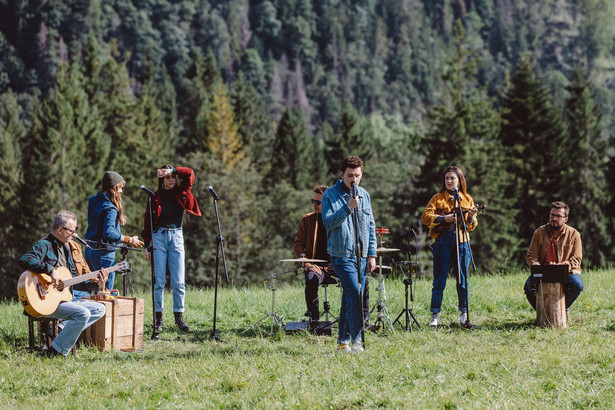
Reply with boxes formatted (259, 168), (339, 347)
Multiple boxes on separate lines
(73, 233), (92, 249)
(350, 181), (356, 197)
(139, 185), (155, 197)
(208, 186), (220, 201)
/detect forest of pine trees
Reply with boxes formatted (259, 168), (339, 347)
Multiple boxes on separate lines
(1, 0), (614, 299)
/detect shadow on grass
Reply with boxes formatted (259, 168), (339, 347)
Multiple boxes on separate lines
(423, 319), (536, 332)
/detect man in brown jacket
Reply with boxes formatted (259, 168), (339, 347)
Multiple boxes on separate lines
(68, 239), (106, 299)
(293, 185), (337, 321)
(523, 201), (584, 309)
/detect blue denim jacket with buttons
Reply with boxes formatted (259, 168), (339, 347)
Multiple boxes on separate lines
(322, 180), (377, 259)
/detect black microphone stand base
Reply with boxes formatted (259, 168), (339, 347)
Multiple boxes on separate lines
(210, 331), (223, 342)
(393, 309), (421, 332)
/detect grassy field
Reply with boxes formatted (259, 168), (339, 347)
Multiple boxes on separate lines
(1, 269), (614, 408)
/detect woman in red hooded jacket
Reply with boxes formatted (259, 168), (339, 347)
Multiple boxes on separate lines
(142, 165), (201, 332)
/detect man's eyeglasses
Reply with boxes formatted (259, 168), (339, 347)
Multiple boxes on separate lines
(61, 226), (77, 235)
(549, 213), (566, 220)
(311, 199), (321, 205)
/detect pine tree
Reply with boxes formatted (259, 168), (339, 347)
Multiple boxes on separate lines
(0, 91), (27, 298)
(206, 82), (244, 171)
(231, 73), (274, 175)
(499, 54), (568, 251)
(563, 67), (611, 266)
(419, 20), (517, 271)
(266, 108), (314, 190)
(21, 60), (105, 234)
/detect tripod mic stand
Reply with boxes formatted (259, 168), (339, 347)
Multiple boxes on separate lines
(393, 229), (421, 331)
(393, 261), (421, 331)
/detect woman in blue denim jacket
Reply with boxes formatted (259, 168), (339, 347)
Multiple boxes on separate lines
(322, 156), (377, 353)
(85, 171), (143, 290)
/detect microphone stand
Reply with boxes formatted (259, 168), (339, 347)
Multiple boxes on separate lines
(393, 230), (421, 331)
(452, 189), (476, 329)
(145, 194), (159, 340)
(210, 190), (229, 342)
(350, 183), (365, 348)
(79, 237), (142, 296)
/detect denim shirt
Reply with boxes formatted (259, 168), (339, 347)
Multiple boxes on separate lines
(322, 180), (377, 258)
(85, 191), (123, 246)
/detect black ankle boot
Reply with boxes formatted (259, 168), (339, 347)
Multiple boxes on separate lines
(174, 312), (190, 332)
(155, 311), (163, 332)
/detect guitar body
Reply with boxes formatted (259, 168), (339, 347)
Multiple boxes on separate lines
(17, 260), (129, 317)
(429, 204), (487, 238)
(17, 267), (73, 317)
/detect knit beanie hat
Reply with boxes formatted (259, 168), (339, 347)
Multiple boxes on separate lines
(102, 171), (124, 190)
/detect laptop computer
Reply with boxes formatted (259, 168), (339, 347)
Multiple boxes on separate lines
(531, 264), (570, 284)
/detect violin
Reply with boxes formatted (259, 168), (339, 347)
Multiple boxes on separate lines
(429, 204), (487, 237)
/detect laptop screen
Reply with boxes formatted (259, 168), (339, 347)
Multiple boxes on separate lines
(530, 264), (569, 284)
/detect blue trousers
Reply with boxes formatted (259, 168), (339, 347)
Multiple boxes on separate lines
(524, 273), (584, 309)
(153, 228), (186, 313)
(430, 230), (470, 313)
(46, 296), (106, 356)
(331, 256), (367, 344)
(85, 248), (117, 290)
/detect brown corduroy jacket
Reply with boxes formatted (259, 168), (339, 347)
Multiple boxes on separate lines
(526, 224), (582, 274)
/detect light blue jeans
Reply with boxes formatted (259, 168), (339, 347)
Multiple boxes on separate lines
(46, 296), (106, 356)
(331, 256), (367, 344)
(153, 228), (186, 313)
(430, 230), (470, 313)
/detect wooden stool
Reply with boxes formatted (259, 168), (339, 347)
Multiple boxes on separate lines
(536, 282), (567, 329)
(26, 315), (76, 354)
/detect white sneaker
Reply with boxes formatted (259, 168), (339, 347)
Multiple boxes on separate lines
(351, 341), (364, 353)
(460, 312), (467, 325)
(428, 313), (439, 327)
(337, 343), (351, 353)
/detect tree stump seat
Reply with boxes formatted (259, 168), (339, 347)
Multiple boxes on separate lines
(536, 282), (567, 329)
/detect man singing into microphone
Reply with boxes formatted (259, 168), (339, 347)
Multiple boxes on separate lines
(141, 164), (201, 332)
(322, 156), (377, 353)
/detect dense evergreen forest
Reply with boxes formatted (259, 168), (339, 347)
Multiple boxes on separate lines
(1, 0), (614, 299)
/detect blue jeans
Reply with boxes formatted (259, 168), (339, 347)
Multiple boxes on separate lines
(331, 256), (367, 344)
(46, 296), (106, 356)
(430, 230), (470, 313)
(524, 273), (584, 309)
(72, 289), (91, 299)
(153, 228), (186, 313)
(85, 248), (117, 290)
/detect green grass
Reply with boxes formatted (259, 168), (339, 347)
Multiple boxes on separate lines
(1, 270), (615, 408)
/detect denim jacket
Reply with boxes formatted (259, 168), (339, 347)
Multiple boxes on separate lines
(85, 191), (124, 247)
(322, 180), (377, 258)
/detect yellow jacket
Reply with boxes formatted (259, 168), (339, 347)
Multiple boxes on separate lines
(422, 191), (478, 241)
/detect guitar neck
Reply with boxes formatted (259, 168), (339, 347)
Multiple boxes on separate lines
(63, 264), (123, 288)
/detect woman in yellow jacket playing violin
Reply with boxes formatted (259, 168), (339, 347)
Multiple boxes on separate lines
(422, 166), (478, 327)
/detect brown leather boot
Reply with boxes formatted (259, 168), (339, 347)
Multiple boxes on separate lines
(155, 311), (163, 332)
(174, 312), (190, 332)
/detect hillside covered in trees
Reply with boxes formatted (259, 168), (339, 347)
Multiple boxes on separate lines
(1, 0), (614, 299)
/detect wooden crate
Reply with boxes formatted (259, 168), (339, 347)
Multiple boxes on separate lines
(81, 296), (145, 351)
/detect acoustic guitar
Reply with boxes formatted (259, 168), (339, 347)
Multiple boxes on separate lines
(17, 261), (129, 317)
(429, 204), (487, 237)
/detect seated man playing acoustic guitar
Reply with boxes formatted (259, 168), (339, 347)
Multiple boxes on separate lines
(19, 210), (108, 357)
